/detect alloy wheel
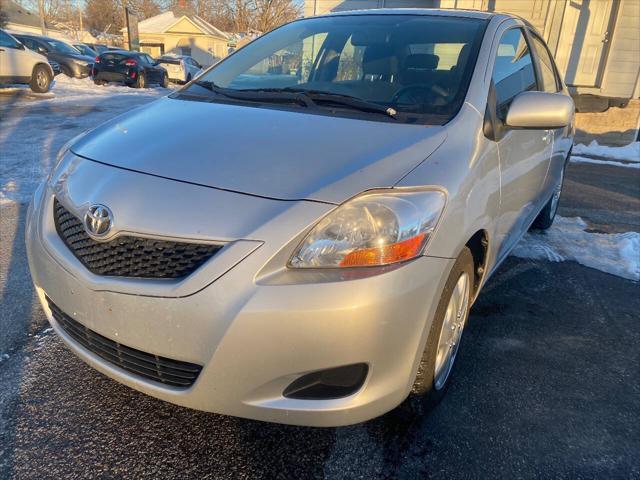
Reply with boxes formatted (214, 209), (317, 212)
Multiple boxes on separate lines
(36, 70), (48, 89)
(434, 272), (470, 390)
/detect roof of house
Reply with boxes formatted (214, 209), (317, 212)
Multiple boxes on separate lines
(0, 0), (61, 31)
(125, 11), (228, 40)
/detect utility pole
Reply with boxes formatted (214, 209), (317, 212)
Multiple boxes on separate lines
(122, 0), (129, 48)
(78, 1), (83, 40)
(38, 0), (47, 35)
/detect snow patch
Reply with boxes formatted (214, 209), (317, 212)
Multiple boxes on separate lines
(572, 141), (640, 162)
(570, 155), (640, 169)
(512, 216), (640, 281)
(1, 76), (170, 205)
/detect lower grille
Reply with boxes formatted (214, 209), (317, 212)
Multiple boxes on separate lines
(48, 299), (202, 388)
(53, 199), (222, 279)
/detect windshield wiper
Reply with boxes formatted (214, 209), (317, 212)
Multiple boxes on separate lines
(240, 87), (400, 119)
(193, 82), (398, 119)
(192, 81), (315, 108)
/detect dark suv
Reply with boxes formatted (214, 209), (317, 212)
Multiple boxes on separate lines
(93, 50), (169, 88)
(13, 34), (94, 78)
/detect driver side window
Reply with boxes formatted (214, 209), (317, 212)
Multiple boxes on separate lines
(492, 28), (537, 121)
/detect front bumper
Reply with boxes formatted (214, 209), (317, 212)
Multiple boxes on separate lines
(70, 62), (91, 78)
(26, 160), (453, 426)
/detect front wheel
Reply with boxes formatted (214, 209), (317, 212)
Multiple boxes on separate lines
(30, 64), (52, 93)
(531, 165), (565, 230)
(410, 247), (474, 410)
(161, 72), (169, 88)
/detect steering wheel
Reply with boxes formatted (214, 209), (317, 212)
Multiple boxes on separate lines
(391, 85), (446, 106)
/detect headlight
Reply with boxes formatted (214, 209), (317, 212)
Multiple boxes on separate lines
(47, 130), (89, 180)
(289, 189), (446, 268)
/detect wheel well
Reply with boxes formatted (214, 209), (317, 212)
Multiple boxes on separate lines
(32, 62), (50, 74)
(465, 230), (488, 295)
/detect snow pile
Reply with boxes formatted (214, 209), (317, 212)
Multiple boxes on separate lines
(513, 216), (640, 281)
(572, 141), (640, 161)
(50, 75), (172, 100)
(570, 156), (640, 169)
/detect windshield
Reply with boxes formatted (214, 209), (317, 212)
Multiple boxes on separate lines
(183, 14), (486, 124)
(46, 39), (82, 55)
(75, 44), (97, 56)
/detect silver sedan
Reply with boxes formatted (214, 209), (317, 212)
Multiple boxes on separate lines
(26, 9), (573, 426)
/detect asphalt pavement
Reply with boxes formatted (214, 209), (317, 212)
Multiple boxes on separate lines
(0, 96), (638, 479)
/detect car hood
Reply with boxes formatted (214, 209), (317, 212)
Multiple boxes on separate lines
(71, 96), (447, 204)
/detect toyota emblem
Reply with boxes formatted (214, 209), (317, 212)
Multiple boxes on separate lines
(84, 204), (113, 238)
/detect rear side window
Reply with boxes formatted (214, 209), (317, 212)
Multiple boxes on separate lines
(101, 53), (128, 63)
(492, 28), (537, 120)
(529, 33), (559, 92)
(18, 37), (37, 50)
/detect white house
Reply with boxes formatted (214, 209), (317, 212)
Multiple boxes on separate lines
(122, 11), (229, 66)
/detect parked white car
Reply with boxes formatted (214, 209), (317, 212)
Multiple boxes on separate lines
(156, 54), (203, 83)
(0, 29), (54, 93)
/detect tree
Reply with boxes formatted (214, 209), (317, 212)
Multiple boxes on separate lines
(84, 0), (123, 33)
(130, 0), (162, 19)
(0, 8), (8, 29)
(17, 0), (63, 23)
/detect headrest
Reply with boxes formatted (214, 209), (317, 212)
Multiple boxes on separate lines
(362, 44), (393, 77)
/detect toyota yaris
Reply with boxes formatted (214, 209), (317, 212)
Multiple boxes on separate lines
(26, 9), (573, 426)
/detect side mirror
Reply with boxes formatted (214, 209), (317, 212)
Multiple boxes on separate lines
(37, 47), (47, 54)
(505, 91), (574, 129)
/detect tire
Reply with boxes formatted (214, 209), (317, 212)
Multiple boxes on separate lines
(161, 72), (169, 88)
(531, 164), (565, 230)
(135, 72), (146, 89)
(29, 64), (52, 93)
(185, 73), (192, 84)
(409, 247), (474, 411)
(93, 79), (106, 86)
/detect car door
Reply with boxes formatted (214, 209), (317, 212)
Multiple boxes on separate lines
(528, 31), (573, 200)
(0, 30), (33, 79)
(188, 58), (201, 77)
(491, 27), (553, 262)
(143, 54), (161, 82)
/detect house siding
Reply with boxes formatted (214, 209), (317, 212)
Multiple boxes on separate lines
(600, 0), (640, 98)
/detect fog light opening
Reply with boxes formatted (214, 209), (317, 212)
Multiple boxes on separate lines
(283, 363), (368, 400)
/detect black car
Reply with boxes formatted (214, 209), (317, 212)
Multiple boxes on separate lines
(48, 60), (61, 76)
(72, 43), (98, 58)
(13, 34), (93, 78)
(92, 50), (169, 88)
(86, 43), (109, 54)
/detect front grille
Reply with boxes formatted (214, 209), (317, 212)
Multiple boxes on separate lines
(53, 199), (222, 279)
(48, 299), (202, 388)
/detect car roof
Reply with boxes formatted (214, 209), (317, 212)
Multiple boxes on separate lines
(14, 33), (59, 42)
(100, 49), (136, 55)
(317, 8), (500, 20)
